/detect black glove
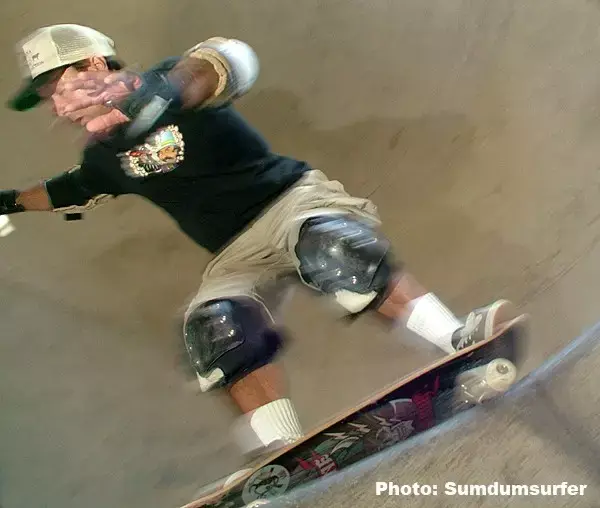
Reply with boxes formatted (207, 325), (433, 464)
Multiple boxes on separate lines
(0, 190), (24, 215)
(115, 69), (183, 138)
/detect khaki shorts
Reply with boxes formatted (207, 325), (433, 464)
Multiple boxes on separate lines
(184, 170), (381, 322)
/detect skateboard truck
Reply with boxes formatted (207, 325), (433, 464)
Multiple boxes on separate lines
(453, 358), (517, 408)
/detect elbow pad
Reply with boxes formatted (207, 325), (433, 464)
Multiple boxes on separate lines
(185, 37), (260, 103)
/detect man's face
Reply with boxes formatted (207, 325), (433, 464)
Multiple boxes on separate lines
(38, 60), (111, 129)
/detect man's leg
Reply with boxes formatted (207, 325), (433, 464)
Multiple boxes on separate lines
(291, 214), (515, 353)
(228, 363), (303, 457)
(375, 271), (514, 352)
(183, 295), (303, 460)
(228, 363), (286, 413)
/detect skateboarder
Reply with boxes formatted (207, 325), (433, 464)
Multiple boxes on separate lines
(2, 24), (516, 461)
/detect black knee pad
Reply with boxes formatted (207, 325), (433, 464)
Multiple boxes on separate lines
(183, 297), (285, 391)
(294, 215), (401, 314)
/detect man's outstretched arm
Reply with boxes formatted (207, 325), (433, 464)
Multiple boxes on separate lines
(1, 186), (50, 214)
(1, 165), (119, 218)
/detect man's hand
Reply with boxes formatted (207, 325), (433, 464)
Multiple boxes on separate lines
(57, 70), (141, 108)
(0, 215), (15, 237)
(56, 60), (219, 136)
(56, 70), (139, 133)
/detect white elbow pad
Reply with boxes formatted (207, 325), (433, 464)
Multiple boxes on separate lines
(186, 37), (259, 101)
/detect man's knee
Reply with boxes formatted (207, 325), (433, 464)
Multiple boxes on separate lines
(292, 214), (402, 314)
(183, 297), (285, 392)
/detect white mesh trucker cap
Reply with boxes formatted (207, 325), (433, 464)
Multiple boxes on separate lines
(9, 24), (116, 111)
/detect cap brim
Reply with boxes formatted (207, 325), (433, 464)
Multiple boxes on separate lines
(7, 68), (63, 112)
(7, 79), (43, 111)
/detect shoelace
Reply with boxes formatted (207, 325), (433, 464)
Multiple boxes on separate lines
(456, 312), (484, 348)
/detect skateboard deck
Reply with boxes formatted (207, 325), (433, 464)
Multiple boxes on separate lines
(183, 314), (527, 508)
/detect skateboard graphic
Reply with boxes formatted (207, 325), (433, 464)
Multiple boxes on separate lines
(183, 314), (527, 508)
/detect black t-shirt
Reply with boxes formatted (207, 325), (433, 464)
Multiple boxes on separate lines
(54, 57), (309, 253)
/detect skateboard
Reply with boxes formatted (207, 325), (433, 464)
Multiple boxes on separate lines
(182, 314), (527, 508)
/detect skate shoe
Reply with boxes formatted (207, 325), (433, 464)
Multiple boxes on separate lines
(451, 299), (516, 351)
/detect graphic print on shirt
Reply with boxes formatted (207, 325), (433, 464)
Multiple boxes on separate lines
(118, 125), (185, 178)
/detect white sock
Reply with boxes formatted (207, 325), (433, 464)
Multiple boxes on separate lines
(404, 293), (462, 354)
(232, 398), (303, 456)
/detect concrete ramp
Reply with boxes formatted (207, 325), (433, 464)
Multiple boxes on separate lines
(271, 324), (600, 508)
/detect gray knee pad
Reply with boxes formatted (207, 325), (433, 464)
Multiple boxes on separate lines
(294, 215), (400, 314)
(183, 297), (284, 392)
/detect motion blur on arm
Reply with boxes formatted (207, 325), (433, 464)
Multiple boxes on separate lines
(56, 36), (260, 135)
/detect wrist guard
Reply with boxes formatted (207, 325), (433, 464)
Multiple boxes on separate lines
(116, 69), (183, 138)
(0, 190), (25, 215)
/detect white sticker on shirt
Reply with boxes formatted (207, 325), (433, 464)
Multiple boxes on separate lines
(118, 125), (185, 178)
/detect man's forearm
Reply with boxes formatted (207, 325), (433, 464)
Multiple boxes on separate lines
(113, 38), (259, 137)
(1, 184), (52, 214)
(182, 37), (260, 107)
(165, 37), (261, 110)
(168, 57), (220, 109)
